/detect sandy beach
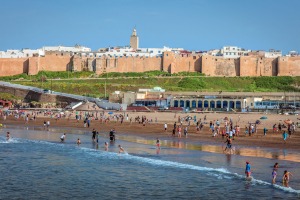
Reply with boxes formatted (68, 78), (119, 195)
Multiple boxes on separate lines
(1, 110), (299, 150)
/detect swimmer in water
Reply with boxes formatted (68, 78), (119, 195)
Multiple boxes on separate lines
(6, 132), (10, 140)
(104, 142), (109, 151)
(118, 145), (124, 154)
(76, 138), (81, 145)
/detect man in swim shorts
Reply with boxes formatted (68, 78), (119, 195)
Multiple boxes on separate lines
(223, 136), (232, 152)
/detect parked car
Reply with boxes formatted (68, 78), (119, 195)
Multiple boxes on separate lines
(158, 106), (169, 110)
(43, 89), (51, 94)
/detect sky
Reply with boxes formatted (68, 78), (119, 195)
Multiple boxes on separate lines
(0, 0), (299, 54)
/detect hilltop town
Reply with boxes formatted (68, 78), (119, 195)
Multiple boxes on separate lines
(0, 29), (299, 77)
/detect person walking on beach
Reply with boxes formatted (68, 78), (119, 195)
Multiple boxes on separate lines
(172, 128), (176, 137)
(46, 120), (50, 130)
(96, 131), (99, 143)
(164, 123), (167, 132)
(184, 126), (188, 138)
(282, 131), (288, 143)
(245, 161), (251, 178)
(156, 138), (161, 149)
(177, 126), (182, 138)
(110, 128), (116, 142)
(60, 133), (66, 143)
(263, 127), (268, 136)
(92, 129), (96, 142)
(273, 124), (277, 133)
(223, 136), (233, 154)
(43, 121), (47, 130)
(282, 170), (293, 187)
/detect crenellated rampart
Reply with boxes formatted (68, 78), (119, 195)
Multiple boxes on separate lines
(0, 52), (299, 77)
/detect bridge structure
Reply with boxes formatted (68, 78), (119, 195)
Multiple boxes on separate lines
(0, 81), (125, 110)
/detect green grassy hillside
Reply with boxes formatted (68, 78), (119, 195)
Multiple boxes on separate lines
(1, 71), (299, 98)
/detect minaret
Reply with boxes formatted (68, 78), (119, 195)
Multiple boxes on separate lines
(130, 28), (139, 50)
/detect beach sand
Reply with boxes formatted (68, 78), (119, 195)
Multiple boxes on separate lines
(1, 110), (299, 150)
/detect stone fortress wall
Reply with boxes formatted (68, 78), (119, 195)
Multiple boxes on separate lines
(0, 51), (299, 77)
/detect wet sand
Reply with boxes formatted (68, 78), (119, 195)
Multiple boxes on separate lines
(1, 111), (299, 151)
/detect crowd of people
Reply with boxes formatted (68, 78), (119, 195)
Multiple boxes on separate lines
(1, 108), (298, 188)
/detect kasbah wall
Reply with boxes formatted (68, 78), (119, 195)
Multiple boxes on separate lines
(0, 51), (300, 77)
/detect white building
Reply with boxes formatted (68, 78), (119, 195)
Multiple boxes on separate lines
(0, 49), (43, 58)
(0, 45), (91, 58)
(207, 49), (222, 56)
(92, 46), (183, 58)
(42, 45), (91, 53)
(220, 46), (250, 58)
(264, 49), (282, 58)
(285, 51), (299, 57)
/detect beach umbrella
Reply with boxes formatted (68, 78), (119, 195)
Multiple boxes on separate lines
(260, 116), (268, 120)
(108, 112), (113, 115)
(284, 119), (293, 125)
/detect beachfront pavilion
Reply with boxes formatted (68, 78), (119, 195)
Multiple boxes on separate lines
(170, 96), (245, 110)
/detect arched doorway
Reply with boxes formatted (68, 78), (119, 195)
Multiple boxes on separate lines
(223, 101), (228, 108)
(198, 101), (202, 108)
(174, 100), (179, 107)
(180, 100), (185, 107)
(216, 100), (222, 108)
(236, 101), (241, 109)
(210, 101), (215, 108)
(204, 100), (209, 108)
(186, 100), (190, 108)
(192, 100), (196, 108)
(229, 101), (235, 109)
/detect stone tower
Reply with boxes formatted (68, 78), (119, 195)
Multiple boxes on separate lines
(130, 28), (139, 50)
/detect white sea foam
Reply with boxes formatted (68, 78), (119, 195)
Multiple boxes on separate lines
(2, 137), (300, 195)
(0, 136), (21, 143)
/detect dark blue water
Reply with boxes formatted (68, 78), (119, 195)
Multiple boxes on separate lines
(0, 127), (300, 199)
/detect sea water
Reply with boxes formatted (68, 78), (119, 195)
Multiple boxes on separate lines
(0, 126), (299, 199)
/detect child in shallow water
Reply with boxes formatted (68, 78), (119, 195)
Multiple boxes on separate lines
(76, 138), (81, 145)
(272, 168), (277, 184)
(118, 145), (125, 154)
(282, 170), (292, 187)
